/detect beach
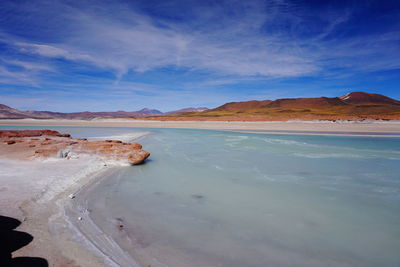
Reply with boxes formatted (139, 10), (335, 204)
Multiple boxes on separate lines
(1, 121), (400, 266)
(0, 155), (109, 266)
(0, 129), (148, 266)
(1, 119), (400, 137)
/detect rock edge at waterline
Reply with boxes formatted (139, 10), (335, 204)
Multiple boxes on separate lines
(0, 130), (150, 165)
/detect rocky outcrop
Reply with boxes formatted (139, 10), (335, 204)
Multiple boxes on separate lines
(0, 130), (150, 165)
(0, 130), (71, 138)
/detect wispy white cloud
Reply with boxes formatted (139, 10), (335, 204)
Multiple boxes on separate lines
(16, 43), (92, 63)
(0, 56), (54, 86)
(4, 0), (320, 79)
(0, 65), (39, 86)
(3, 59), (54, 72)
(3, 0), (399, 82)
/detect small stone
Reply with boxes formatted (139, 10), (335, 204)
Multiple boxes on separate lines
(68, 194), (75, 199)
(78, 217), (82, 221)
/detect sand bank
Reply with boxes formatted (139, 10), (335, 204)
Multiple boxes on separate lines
(63, 168), (140, 266)
(0, 131), (149, 266)
(1, 119), (400, 137)
(0, 155), (110, 266)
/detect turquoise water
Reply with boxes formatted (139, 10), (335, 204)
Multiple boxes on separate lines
(2, 126), (400, 266)
(87, 128), (400, 267)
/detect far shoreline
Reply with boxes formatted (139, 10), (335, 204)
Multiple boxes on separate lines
(1, 118), (400, 137)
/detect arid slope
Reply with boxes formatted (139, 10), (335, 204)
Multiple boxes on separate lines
(150, 92), (400, 121)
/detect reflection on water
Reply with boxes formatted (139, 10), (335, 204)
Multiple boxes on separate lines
(86, 129), (400, 267)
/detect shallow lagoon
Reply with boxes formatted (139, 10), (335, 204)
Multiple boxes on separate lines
(87, 128), (400, 267)
(2, 126), (400, 266)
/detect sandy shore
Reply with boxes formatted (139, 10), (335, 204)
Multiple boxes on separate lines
(63, 168), (140, 266)
(0, 155), (110, 266)
(0, 131), (148, 266)
(1, 119), (400, 137)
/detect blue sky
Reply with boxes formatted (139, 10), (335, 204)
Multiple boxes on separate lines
(0, 0), (399, 112)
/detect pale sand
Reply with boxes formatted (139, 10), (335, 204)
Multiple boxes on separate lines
(0, 156), (109, 266)
(1, 118), (400, 137)
(0, 132), (148, 266)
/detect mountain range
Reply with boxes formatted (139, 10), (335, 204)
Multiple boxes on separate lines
(0, 104), (208, 119)
(1, 92), (400, 121)
(158, 92), (400, 121)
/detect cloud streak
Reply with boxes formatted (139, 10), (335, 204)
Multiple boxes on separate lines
(5, 0), (321, 79)
(3, 0), (400, 80)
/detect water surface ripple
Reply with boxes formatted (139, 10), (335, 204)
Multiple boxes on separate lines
(87, 128), (400, 267)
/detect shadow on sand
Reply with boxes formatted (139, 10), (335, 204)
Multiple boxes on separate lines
(0, 215), (48, 267)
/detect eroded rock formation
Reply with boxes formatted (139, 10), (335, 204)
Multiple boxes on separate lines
(0, 130), (71, 138)
(0, 130), (150, 165)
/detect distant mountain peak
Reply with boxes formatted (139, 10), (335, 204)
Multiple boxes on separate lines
(339, 92), (400, 105)
(339, 93), (352, 101)
(0, 104), (13, 110)
(339, 91), (372, 101)
(137, 108), (163, 114)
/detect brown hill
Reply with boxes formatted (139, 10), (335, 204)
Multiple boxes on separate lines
(339, 92), (400, 105)
(157, 92), (400, 121)
(265, 97), (346, 109)
(214, 100), (272, 112)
